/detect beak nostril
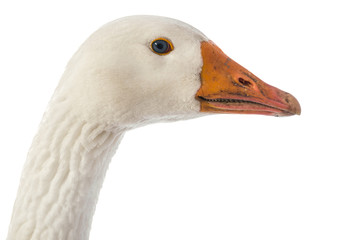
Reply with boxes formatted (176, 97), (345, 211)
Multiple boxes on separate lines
(238, 78), (252, 87)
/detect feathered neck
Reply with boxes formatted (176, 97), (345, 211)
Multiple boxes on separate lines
(7, 99), (125, 240)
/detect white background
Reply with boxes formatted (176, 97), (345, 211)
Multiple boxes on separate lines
(0, 0), (347, 239)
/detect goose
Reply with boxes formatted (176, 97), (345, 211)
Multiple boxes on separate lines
(6, 15), (301, 240)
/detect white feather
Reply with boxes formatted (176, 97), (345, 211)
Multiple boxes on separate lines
(7, 16), (210, 240)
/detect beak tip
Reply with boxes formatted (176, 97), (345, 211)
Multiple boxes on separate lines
(286, 93), (301, 116)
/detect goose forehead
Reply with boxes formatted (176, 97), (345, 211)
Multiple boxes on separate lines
(100, 15), (209, 43)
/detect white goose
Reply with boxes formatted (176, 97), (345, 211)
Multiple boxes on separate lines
(7, 15), (300, 240)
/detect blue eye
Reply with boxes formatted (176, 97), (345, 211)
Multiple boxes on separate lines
(151, 38), (173, 55)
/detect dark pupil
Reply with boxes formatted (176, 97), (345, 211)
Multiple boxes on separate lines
(152, 40), (168, 53)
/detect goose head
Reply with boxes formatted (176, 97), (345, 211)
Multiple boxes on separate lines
(53, 15), (300, 129)
(6, 16), (302, 240)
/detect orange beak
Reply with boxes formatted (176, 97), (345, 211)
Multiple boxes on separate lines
(196, 41), (301, 116)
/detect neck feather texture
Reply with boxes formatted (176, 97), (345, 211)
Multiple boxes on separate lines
(7, 100), (125, 240)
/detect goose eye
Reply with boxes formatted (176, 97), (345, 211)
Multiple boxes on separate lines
(151, 38), (173, 55)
